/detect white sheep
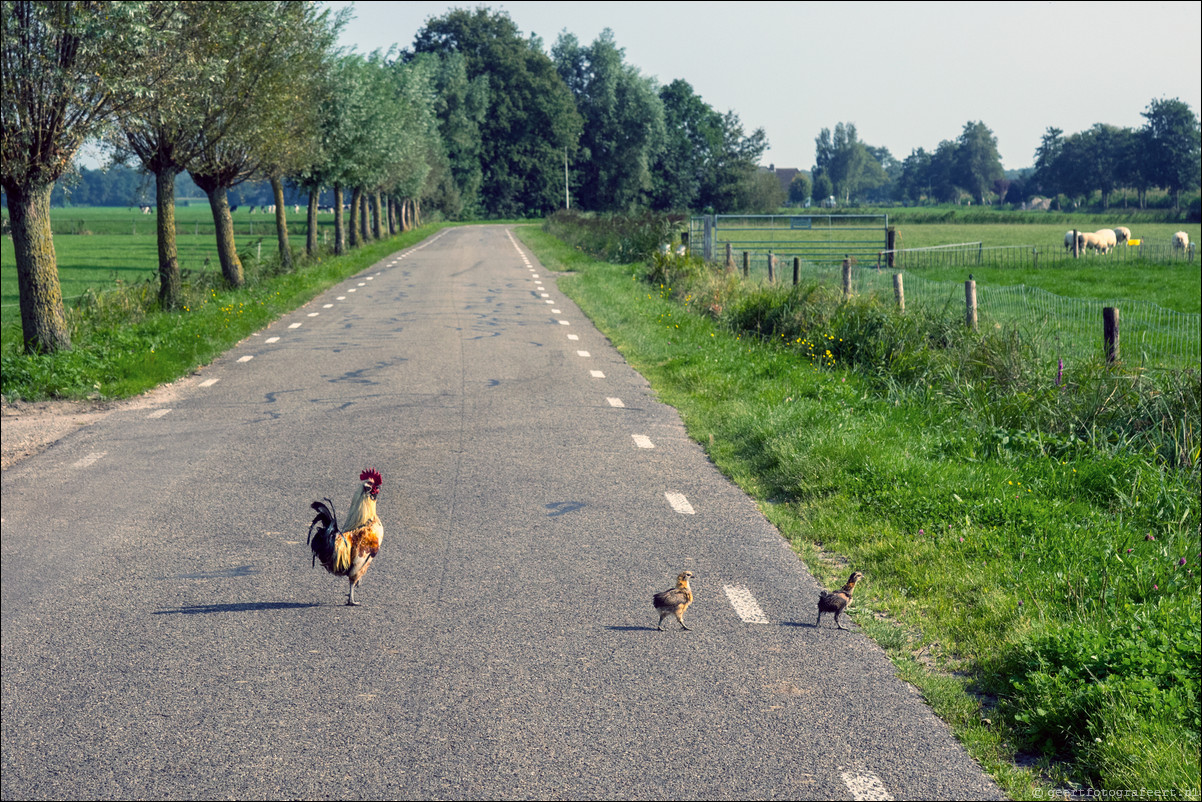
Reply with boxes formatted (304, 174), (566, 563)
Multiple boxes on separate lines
(1113, 226), (1131, 245)
(1076, 231), (1109, 254)
(1172, 231), (1189, 252)
(1092, 229), (1117, 253)
(1064, 230), (1076, 252)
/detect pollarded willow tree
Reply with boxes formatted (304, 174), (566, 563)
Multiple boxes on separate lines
(1, 0), (180, 353)
(183, 1), (334, 288)
(114, 1), (245, 310)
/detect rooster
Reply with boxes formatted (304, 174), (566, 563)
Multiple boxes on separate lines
(653, 571), (694, 631)
(307, 468), (383, 606)
(816, 571), (863, 630)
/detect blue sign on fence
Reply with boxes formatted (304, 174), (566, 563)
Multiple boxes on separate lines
(790, 217), (812, 230)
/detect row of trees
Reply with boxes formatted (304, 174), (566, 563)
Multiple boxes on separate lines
(2, 3), (774, 355)
(1032, 98), (1201, 211)
(804, 120), (1005, 208)
(411, 13), (774, 218)
(799, 99), (1199, 211)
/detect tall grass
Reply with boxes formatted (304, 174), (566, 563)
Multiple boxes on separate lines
(528, 218), (1201, 796)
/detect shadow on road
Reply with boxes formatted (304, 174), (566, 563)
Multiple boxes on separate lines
(153, 601), (320, 615)
(605, 625), (662, 632)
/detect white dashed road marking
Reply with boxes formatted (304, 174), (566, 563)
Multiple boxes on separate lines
(288, 323), (302, 329)
(199, 378), (219, 387)
(265, 337), (279, 344)
(840, 772), (894, 801)
(73, 452), (106, 469)
(558, 320), (570, 326)
(590, 370), (605, 378)
(307, 312), (319, 317)
(147, 409), (171, 419)
(567, 334), (579, 341)
(237, 355), (253, 363)
(632, 435), (654, 449)
(576, 350), (590, 357)
(664, 492), (695, 515)
(607, 398), (625, 408)
(723, 585), (770, 624)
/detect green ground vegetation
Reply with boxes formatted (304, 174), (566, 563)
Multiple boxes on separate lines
(1, 222), (451, 400)
(517, 220), (1201, 799)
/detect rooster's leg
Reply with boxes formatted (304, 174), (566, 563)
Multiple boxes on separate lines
(347, 580), (360, 606)
(835, 612), (846, 630)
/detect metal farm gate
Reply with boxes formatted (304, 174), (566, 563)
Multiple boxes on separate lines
(688, 214), (889, 266)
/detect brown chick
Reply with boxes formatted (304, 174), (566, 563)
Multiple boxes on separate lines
(653, 571), (694, 631)
(816, 571), (863, 630)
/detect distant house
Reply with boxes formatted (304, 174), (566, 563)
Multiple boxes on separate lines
(766, 165), (811, 205)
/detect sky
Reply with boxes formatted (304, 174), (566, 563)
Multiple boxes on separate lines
(325, 0), (1202, 173)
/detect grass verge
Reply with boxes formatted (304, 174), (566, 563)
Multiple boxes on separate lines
(1, 225), (450, 400)
(514, 223), (1201, 799)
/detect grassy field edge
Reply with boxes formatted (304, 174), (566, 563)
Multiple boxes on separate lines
(513, 223), (1200, 800)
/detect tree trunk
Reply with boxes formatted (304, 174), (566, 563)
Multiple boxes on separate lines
(7, 181), (71, 353)
(270, 176), (292, 270)
(349, 187), (361, 248)
(387, 196), (397, 236)
(359, 188), (370, 242)
(372, 191), (383, 239)
(204, 184), (244, 288)
(306, 186), (319, 256)
(333, 184), (345, 255)
(154, 168), (181, 310)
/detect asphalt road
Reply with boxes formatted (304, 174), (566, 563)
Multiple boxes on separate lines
(1, 225), (1002, 800)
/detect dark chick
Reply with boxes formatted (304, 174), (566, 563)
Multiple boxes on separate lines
(653, 571), (694, 631)
(816, 571), (863, 630)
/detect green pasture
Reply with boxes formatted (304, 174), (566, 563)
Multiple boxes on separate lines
(703, 218), (1200, 255)
(893, 222), (1201, 250)
(697, 219), (1201, 315)
(1, 205), (340, 318)
(1, 231), (310, 315)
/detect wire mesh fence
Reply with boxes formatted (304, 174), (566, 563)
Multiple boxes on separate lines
(880, 241), (1197, 270)
(717, 254), (1200, 370)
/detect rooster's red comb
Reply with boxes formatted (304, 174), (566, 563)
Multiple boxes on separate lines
(360, 468), (382, 490)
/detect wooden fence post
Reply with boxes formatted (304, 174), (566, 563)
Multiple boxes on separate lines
(1072, 229), (1079, 258)
(1032, 246), (1038, 270)
(725, 242), (734, 273)
(742, 251), (749, 279)
(1104, 306), (1120, 365)
(842, 259), (852, 300)
(767, 252), (775, 283)
(965, 277), (978, 330)
(893, 273), (905, 312)
(886, 225), (897, 268)
(793, 256), (800, 286)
